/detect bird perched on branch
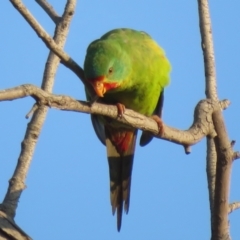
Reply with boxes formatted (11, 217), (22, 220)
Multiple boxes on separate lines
(84, 28), (171, 231)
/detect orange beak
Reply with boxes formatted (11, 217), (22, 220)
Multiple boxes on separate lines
(89, 76), (119, 97)
(91, 81), (106, 97)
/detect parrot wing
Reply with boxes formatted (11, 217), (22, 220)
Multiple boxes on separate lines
(140, 89), (165, 146)
(85, 86), (106, 145)
(91, 115), (106, 146)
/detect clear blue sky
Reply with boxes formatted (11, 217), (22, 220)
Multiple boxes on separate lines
(1, 1), (240, 239)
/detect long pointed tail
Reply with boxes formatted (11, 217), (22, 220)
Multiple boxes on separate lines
(105, 127), (137, 231)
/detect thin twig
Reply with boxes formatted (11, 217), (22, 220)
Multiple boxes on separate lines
(183, 145), (191, 154)
(25, 103), (38, 118)
(36, 0), (61, 24)
(230, 140), (236, 147)
(229, 202), (240, 214)
(233, 152), (240, 161)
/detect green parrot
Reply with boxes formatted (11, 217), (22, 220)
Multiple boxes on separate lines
(84, 28), (171, 231)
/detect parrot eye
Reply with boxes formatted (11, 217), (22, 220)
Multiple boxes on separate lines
(108, 67), (113, 74)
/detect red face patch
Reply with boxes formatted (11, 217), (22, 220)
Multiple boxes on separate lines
(88, 76), (119, 93)
(103, 82), (119, 91)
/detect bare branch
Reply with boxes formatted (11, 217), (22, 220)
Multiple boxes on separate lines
(0, 84), (229, 147)
(198, 1), (219, 232)
(183, 145), (191, 154)
(229, 202), (240, 214)
(233, 152), (240, 161)
(1, 4), (76, 240)
(198, 1), (234, 239)
(9, 0), (85, 84)
(212, 110), (233, 240)
(198, 0), (217, 100)
(0, 211), (31, 240)
(25, 103), (38, 118)
(230, 141), (240, 160)
(41, 0), (76, 91)
(230, 140), (236, 147)
(36, 0), (61, 24)
(206, 138), (217, 226)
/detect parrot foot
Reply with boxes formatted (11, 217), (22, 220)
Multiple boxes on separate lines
(151, 115), (164, 136)
(116, 103), (126, 117)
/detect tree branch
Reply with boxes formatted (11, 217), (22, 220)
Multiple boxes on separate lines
(198, 0), (219, 223)
(212, 110), (233, 240)
(229, 202), (240, 214)
(0, 0), (76, 239)
(36, 0), (61, 24)
(232, 151), (240, 161)
(197, 1), (219, 232)
(0, 211), (32, 240)
(9, 0), (85, 84)
(198, 1), (234, 239)
(198, 1), (217, 100)
(0, 84), (230, 146)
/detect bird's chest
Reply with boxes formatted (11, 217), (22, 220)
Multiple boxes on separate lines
(103, 86), (159, 116)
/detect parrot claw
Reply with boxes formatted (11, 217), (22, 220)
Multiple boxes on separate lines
(116, 103), (126, 118)
(151, 115), (164, 136)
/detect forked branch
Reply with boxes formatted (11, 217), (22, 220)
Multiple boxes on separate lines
(10, 0), (85, 83)
(198, 0), (236, 239)
(0, 1), (76, 240)
(36, 0), (61, 23)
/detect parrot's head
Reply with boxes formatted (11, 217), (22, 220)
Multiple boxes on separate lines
(84, 40), (131, 97)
